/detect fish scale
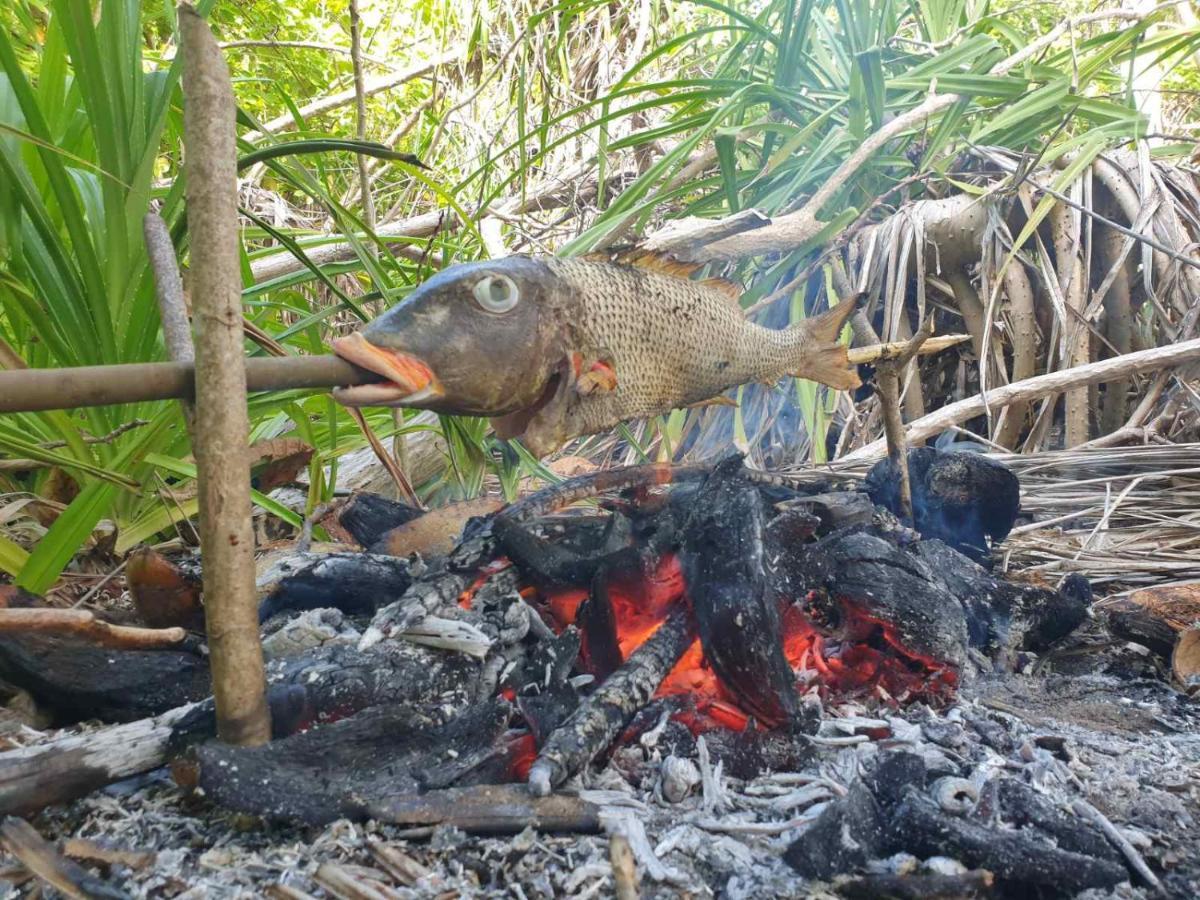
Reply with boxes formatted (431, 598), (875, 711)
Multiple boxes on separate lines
(549, 257), (804, 425)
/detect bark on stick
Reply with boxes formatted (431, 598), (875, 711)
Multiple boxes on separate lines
(179, 3), (270, 746)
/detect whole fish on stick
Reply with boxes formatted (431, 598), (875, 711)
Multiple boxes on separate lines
(331, 252), (862, 457)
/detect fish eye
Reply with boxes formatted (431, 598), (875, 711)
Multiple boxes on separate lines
(472, 274), (520, 314)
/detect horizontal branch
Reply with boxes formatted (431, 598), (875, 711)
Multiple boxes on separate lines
(841, 337), (1200, 462)
(242, 50), (459, 141)
(0, 608), (185, 650)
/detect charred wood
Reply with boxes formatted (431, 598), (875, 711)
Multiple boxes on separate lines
(528, 605), (695, 796)
(890, 789), (1128, 892)
(256, 551), (414, 622)
(182, 701), (512, 825)
(866, 449), (1019, 563)
(0, 816), (129, 900)
(337, 492), (421, 546)
(680, 462), (804, 727)
(0, 634), (210, 725)
(364, 784), (602, 835)
(836, 870), (995, 900)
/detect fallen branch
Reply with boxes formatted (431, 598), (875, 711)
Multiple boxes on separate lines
(0, 701), (196, 816)
(0, 817), (129, 900)
(0, 608), (185, 650)
(841, 337), (1200, 462)
(363, 785), (602, 835)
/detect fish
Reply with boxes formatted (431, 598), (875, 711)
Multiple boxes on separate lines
(330, 252), (862, 457)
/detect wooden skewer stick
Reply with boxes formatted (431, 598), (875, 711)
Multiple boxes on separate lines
(0, 608), (185, 650)
(873, 318), (935, 521)
(0, 334), (968, 417)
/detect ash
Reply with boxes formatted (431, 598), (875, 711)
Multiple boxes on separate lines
(20, 668), (1199, 899)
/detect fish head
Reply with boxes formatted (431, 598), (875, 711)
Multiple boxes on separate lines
(330, 257), (568, 415)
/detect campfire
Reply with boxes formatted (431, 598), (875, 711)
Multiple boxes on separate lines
(1, 448), (1197, 898)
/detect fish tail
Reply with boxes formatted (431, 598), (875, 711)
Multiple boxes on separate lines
(787, 293), (864, 390)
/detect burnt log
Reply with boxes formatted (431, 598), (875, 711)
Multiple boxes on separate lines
(890, 789), (1128, 892)
(836, 871), (995, 900)
(680, 461), (804, 727)
(866, 449), (1019, 562)
(256, 550), (414, 622)
(365, 784), (602, 835)
(800, 531), (971, 671)
(184, 701), (512, 825)
(528, 604), (695, 795)
(337, 492), (422, 546)
(0, 634), (210, 725)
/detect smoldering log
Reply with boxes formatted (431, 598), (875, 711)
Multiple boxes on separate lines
(679, 461), (803, 726)
(528, 604), (695, 796)
(364, 785), (602, 835)
(182, 701), (513, 825)
(0, 638), (481, 817)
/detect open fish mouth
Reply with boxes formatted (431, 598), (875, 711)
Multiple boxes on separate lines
(329, 333), (444, 407)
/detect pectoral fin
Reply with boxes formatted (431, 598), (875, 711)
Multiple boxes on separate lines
(570, 351), (617, 396)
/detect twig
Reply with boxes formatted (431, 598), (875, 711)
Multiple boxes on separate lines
(609, 832), (640, 900)
(1071, 799), (1164, 891)
(346, 408), (421, 508)
(37, 419), (150, 450)
(0, 607), (185, 650)
(71, 558), (129, 609)
(847, 334), (969, 365)
(841, 337), (1200, 462)
(348, 0), (377, 237)
(179, 3), (270, 747)
(143, 212), (194, 363)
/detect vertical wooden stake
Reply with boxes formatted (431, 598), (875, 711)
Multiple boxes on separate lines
(179, 3), (270, 746)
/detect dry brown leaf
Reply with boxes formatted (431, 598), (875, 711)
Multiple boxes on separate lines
(247, 437), (314, 493)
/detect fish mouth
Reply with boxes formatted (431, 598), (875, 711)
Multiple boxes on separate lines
(329, 333), (445, 407)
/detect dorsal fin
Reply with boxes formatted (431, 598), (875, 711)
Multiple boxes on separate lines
(584, 249), (743, 305)
(699, 276), (743, 305)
